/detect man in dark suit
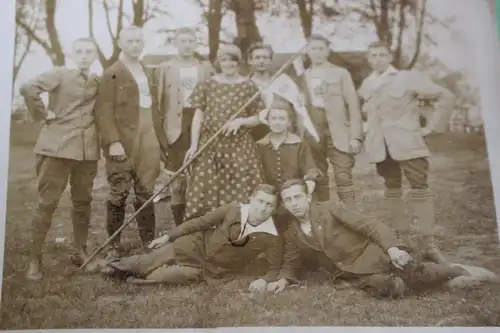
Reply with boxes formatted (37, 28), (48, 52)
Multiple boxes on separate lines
(101, 184), (283, 293)
(95, 25), (161, 258)
(267, 179), (493, 298)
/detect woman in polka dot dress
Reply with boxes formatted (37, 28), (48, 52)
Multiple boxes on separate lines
(182, 44), (266, 221)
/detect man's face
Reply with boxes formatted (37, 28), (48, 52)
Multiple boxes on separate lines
(306, 39), (329, 64)
(367, 46), (392, 73)
(248, 190), (277, 224)
(249, 48), (272, 72)
(72, 41), (97, 70)
(119, 29), (145, 59)
(281, 184), (310, 219)
(267, 109), (290, 134)
(175, 32), (197, 57)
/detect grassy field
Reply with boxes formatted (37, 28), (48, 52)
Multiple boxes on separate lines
(1, 122), (500, 329)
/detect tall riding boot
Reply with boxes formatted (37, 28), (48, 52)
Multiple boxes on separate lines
(410, 188), (447, 264)
(106, 201), (126, 259)
(134, 201), (156, 248)
(27, 202), (57, 280)
(171, 204), (186, 226)
(71, 200), (91, 266)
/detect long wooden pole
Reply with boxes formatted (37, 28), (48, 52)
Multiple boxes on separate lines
(74, 44), (308, 275)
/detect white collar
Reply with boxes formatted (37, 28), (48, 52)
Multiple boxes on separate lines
(239, 204), (278, 238)
(65, 61), (100, 77)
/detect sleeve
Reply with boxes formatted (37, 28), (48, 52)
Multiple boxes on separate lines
(152, 67), (169, 154)
(260, 234), (285, 282)
(341, 69), (363, 141)
(167, 203), (232, 241)
(19, 67), (62, 122)
(278, 225), (302, 283)
(299, 141), (320, 181)
(327, 201), (402, 252)
(247, 83), (266, 116)
(187, 81), (207, 111)
(410, 71), (456, 133)
(94, 70), (120, 148)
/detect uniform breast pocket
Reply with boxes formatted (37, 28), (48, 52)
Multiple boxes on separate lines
(323, 78), (342, 96)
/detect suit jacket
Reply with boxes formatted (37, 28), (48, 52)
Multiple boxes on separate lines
(94, 60), (159, 172)
(358, 69), (455, 163)
(279, 201), (404, 282)
(168, 202), (283, 283)
(297, 64), (363, 153)
(152, 59), (214, 153)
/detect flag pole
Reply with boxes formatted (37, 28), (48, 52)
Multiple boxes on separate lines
(73, 44), (309, 275)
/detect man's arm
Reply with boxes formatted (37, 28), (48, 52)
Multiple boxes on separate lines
(341, 69), (363, 142)
(167, 204), (233, 241)
(19, 67), (62, 122)
(327, 201), (402, 252)
(411, 71), (456, 133)
(94, 70), (120, 148)
(259, 234), (285, 283)
(277, 226), (302, 284)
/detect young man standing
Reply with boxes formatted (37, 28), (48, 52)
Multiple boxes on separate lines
(95, 26), (161, 258)
(153, 27), (214, 226)
(357, 41), (456, 264)
(101, 184), (283, 293)
(20, 37), (100, 280)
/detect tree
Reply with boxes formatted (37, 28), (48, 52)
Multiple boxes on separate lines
(88, 0), (171, 69)
(229, 0), (262, 60)
(14, 1), (37, 83)
(15, 0), (66, 66)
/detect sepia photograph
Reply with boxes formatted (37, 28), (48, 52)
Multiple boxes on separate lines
(1, 0), (500, 329)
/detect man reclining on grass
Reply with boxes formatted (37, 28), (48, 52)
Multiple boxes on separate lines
(266, 179), (499, 298)
(101, 184), (283, 293)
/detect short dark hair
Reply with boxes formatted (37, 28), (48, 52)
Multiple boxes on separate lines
(252, 184), (278, 197)
(367, 41), (390, 51)
(247, 42), (274, 60)
(308, 34), (330, 46)
(280, 179), (307, 194)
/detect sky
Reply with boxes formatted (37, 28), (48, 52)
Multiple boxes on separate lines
(12, 0), (485, 100)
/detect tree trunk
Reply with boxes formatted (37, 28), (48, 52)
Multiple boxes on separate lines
(208, 0), (222, 62)
(45, 0), (65, 66)
(133, 0), (145, 27)
(393, 0), (407, 68)
(297, 0), (314, 38)
(231, 0), (261, 60)
(407, 0), (428, 69)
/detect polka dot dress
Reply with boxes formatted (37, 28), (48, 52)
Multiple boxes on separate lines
(184, 78), (265, 220)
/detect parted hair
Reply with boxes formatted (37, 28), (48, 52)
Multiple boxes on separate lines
(247, 41), (274, 60)
(251, 184), (278, 197)
(367, 40), (390, 51)
(280, 179), (307, 193)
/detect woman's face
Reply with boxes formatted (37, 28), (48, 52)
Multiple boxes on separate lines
(307, 39), (329, 64)
(219, 54), (240, 75)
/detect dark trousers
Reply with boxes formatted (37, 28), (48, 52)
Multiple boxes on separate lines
(305, 132), (356, 202)
(106, 170), (156, 246)
(30, 154), (97, 261)
(375, 152), (429, 190)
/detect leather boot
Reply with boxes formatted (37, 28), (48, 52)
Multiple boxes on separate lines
(106, 201), (126, 259)
(410, 188), (447, 264)
(134, 201), (156, 248)
(171, 204), (186, 226)
(383, 188), (413, 246)
(338, 185), (356, 207)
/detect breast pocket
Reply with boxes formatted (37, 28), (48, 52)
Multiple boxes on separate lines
(323, 77), (343, 96)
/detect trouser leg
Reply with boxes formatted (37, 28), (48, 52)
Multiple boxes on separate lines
(305, 132), (330, 202)
(106, 170), (132, 251)
(134, 174), (156, 246)
(328, 140), (356, 204)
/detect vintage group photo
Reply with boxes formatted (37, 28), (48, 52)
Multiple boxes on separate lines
(1, 0), (500, 329)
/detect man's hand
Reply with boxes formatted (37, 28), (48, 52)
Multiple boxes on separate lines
(267, 278), (289, 294)
(148, 234), (170, 249)
(248, 278), (268, 293)
(350, 139), (362, 154)
(387, 247), (412, 270)
(109, 142), (127, 162)
(45, 110), (56, 121)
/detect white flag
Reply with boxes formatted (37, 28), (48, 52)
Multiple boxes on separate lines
(292, 56), (305, 76)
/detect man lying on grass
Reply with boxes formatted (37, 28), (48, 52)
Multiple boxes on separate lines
(266, 179), (499, 298)
(101, 184), (283, 292)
